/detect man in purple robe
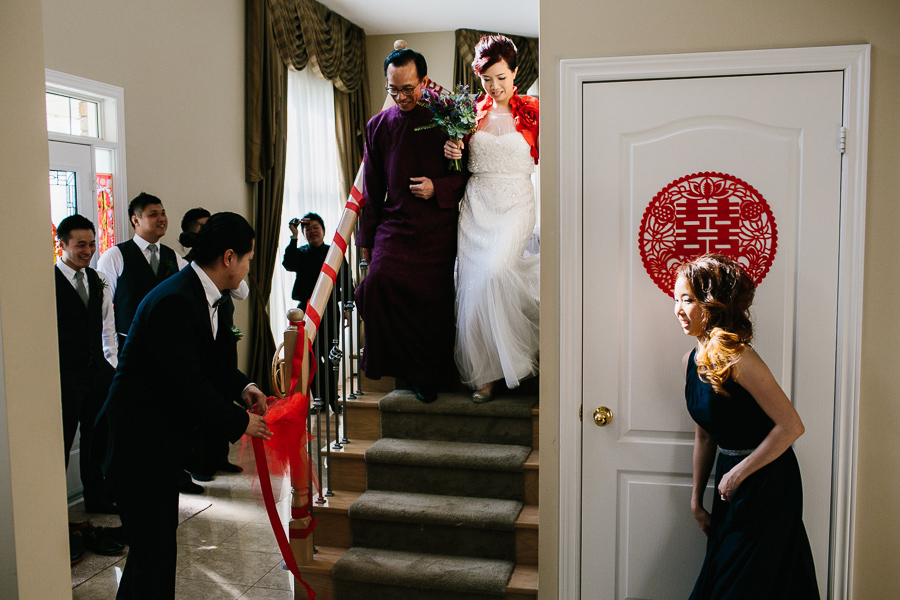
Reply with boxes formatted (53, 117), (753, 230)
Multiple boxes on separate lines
(356, 48), (467, 403)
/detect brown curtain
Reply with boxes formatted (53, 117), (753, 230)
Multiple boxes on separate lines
(454, 29), (539, 96)
(267, 0), (368, 196)
(246, 0), (288, 394)
(333, 84), (367, 197)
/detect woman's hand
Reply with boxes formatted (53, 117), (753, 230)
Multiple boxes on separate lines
(444, 139), (463, 160)
(717, 466), (744, 501)
(692, 505), (712, 537)
(244, 413), (273, 441)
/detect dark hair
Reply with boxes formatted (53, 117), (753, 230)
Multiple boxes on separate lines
(472, 34), (518, 76)
(383, 48), (427, 79)
(676, 254), (755, 395)
(181, 208), (211, 233)
(179, 207), (211, 248)
(185, 212), (255, 266)
(56, 214), (95, 243)
(302, 212), (325, 232)
(128, 192), (163, 229)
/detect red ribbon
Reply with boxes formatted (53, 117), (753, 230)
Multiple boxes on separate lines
(350, 185), (365, 207)
(305, 304), (322, 331)
(249, 330), (321, 599)
(322, 263), (338, 284)
(332, 232), (348, 254)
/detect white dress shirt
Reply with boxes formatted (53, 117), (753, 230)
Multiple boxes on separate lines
(190, 262), (257, 398)
(191, 262), (227, 339)
(97, 233), (189, 299)
(55, 261), (119, 367)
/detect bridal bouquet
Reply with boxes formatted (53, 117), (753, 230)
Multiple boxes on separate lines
(415, 84), (477, 171)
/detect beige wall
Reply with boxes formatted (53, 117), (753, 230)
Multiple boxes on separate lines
(365, 31), (456, 118)
(41, 0), (254, 365)
(539, 0), (900, 598)
(1, 1), (71, 597)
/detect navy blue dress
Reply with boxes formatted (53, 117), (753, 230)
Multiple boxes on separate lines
(685, 349), (819, 599)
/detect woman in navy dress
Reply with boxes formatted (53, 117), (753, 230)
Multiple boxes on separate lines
(674, 254), (819, 599)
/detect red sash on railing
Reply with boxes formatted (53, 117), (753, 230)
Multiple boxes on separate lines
(251, 327), (320, 599)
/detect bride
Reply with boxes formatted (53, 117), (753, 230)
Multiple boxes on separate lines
(445, 34), (540, 403)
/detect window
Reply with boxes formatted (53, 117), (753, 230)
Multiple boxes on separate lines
(269, 67), (344, 338)
(46, 92), (100, 138)
(45, 70), (127, 258)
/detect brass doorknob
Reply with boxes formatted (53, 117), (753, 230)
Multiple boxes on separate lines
(593, 406), (613, 427)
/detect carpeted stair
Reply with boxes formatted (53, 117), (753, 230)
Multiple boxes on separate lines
(331, 389), (538, 599)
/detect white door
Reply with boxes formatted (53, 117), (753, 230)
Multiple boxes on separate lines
(49, 139), (95, 499)
(49, 140), (95, 230)
(580, 71), (843, 598)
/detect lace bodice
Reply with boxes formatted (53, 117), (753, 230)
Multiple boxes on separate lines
(467, 112), (535, 176)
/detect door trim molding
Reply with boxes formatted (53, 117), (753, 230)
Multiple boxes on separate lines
(558, 44), (870, 600)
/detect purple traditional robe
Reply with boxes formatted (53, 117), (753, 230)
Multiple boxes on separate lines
(356, 103), (468, 386)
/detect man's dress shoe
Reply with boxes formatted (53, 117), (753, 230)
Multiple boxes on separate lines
(83, 527), (125, 555)
(415, 386), (438, 403)
(217, 461), (243, 474)
(70, 532), (85, 565)
(180, 478), (205, 494)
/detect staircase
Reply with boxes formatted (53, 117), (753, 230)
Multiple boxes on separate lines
(297, 378), (539, 599)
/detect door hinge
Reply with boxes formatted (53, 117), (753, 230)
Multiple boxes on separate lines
(839, 127), (847, 154)
(579, 405), (582, 422)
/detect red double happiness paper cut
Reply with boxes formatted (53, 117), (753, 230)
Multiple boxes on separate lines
(639, 172), (778, 295)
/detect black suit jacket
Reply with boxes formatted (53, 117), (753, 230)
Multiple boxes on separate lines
(102, 266), (250, 479)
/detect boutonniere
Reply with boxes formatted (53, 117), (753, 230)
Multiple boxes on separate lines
(93, 275), (108, 300)
(231, 325), (243, 342)
(163, 259), (178, 275)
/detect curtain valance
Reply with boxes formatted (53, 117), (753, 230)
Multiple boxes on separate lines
(267, 0), (367, 94)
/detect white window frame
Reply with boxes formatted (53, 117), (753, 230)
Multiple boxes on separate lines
(45, 70), (128, 241)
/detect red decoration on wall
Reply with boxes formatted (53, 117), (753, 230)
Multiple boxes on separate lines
(639, 172), (777, 294)
(96, 173), (116, 254)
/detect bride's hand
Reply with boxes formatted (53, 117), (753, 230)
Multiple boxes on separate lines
(444, 139), (463, 160)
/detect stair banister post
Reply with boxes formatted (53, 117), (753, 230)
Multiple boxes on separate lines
(282, 309), (315, 569)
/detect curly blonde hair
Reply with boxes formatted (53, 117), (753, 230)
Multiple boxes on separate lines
(676, 254), (755, 395)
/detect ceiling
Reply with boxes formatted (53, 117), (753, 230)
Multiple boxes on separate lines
(315, 0), (539, 37)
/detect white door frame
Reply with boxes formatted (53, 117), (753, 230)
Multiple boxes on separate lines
(558, 45), (870, 600)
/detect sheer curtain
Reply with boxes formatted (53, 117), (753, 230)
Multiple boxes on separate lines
(269, 67), (344, 338)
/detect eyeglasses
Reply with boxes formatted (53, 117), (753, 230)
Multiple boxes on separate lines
(384, 82), (421, 97)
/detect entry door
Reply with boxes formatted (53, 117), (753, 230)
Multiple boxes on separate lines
(49, 139), (95, 499)
(580, 72), (843, 598)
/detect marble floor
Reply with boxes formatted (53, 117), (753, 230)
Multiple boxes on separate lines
(72, 442), (299, 600)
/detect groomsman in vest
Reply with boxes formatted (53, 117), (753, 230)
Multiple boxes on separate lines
(54, 215), (119, 513)
(97, 192), (188, 354)
(97, 192), (203, 493)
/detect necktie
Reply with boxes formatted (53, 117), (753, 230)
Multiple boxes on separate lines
(148, 244), (159, 275)
(73, 270), (89, 307)
(212, 291), (230, 309)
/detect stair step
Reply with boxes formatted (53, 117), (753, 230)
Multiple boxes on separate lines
(366, 438), (532, 471)
(327, 440), (539, 505)
(299, 547), (536, 600)
(364, 438), (531, 501)
(379, 390), (537, 446)
(332, 547), (514, 598)
(348, 490), (521, 561)
(351, 490), (522, 529)
(313, 490), (539, 565)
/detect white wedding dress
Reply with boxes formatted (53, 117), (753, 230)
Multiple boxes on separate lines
(455, 111), (540, 389)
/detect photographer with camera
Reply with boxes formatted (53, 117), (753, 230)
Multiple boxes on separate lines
(282, 213), (345, 413)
